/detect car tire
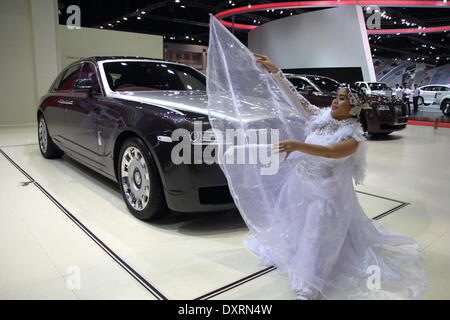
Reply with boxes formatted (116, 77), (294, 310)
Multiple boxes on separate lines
(118, 137), (167, 221)
(441, 99), (450, 116)
(38, 115), (63, 159)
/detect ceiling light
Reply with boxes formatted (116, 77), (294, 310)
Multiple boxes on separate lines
(137, 16), (142, 20)
(185, 36), (189, 39)
(141, 11), (146, 14)
(123, 17), (128, 20)
(181, 5), (185, 8)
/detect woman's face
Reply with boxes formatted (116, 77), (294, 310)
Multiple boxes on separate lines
(331, 88), (352, 120)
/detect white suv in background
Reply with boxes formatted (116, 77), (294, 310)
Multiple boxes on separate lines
(413, 84), (449, 106)
(427, 84), (450, 115)
(355, 81), (393, 97)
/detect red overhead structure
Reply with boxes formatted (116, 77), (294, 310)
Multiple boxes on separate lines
(214, 1), (450, 34)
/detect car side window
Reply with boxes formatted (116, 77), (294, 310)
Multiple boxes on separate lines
(76, 63), (101, 94)
(287, 78), (310, 91)
(440, 87), (449, 91)
(56, 64), (82, 93)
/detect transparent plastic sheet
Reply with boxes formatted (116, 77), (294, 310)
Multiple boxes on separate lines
(206, 15), (311, 245)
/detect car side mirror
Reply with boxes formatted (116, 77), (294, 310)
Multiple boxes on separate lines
(73, 78), (93, 91)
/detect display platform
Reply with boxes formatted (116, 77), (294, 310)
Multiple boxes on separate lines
(0, 143), (410, 300)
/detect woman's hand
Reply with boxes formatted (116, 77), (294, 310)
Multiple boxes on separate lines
(274, 140), (299, 161)
(253, 53), (280, 73)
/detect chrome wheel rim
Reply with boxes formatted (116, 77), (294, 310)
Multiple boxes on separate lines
(121, 146), (150, 211)
(39, 118), (48, 154)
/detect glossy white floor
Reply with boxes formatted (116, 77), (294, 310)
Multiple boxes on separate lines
(0, 124), (449, 300)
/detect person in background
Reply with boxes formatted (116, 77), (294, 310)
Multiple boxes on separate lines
(402, 83), (412, 115)
(395, 84), (403, 100)
(412, 84), (421, 114)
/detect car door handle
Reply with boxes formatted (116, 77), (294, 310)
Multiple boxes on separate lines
(58, 99), (73, 105)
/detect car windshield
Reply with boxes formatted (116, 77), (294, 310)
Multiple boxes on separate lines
(102, 61), (206, 91)
(306, 76), (340, 92)
(368, 83), (389, 90)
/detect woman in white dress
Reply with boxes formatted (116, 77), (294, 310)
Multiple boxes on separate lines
(205, 15), (426, 300)
(245, 53), (427, 300)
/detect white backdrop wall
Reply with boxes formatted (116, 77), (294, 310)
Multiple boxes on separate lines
(0, 0), (39, 126)
(0, 0), (163, 126)
(58, 27), (163, 69)
(248, 5), (376, 82)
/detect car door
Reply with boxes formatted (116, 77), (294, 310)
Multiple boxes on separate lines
(421, 86), (436, 104)
(46, 64), (81, 143)
(435, 86), (450, 104)
(64, 62), (103, 168)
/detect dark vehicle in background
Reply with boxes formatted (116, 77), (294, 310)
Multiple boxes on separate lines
(285, 74), (408, 135)
(37, 57), (234, 221)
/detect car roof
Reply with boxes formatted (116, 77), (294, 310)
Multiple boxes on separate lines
(66, 56), (187, 68)
(284, 73), (337, 81)
(356, 81), (387, 84)
(421, 84), (450, 87)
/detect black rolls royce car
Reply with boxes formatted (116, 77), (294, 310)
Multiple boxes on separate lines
(37, 56), (234, 220)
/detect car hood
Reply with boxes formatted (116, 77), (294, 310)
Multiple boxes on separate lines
(111, 90), (281, 122)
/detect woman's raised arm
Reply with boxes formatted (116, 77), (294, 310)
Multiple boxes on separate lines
(253, 53), (320, 120)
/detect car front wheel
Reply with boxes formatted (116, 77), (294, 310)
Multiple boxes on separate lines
(441, 99), (450, 116)
(118, 137), (167, 220)
(38, 115), (63, 159)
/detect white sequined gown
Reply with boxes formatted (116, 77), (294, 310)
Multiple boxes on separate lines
(244, 70), (427, 300)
